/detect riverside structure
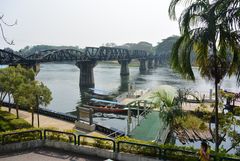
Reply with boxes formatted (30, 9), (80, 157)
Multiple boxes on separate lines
(0, 47), (161, 88)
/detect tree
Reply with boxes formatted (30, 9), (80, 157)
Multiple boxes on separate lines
(168, 0), (240, 152)
(155, 36), (180, 65)
(13, 81), (52, 127)
(0, 66), (35, 116)
(151, 86), (183, 132)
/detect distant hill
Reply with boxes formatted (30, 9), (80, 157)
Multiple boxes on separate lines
(117, 41), (154, 54)
(18, 45), (82, 57)
(154, 35), (179, 65)
(7, 36), (183, 66)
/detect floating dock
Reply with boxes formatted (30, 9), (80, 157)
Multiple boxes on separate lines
(129, 111), (169, 144)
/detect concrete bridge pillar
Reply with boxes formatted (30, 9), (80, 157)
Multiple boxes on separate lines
(76, 61), (97, 88)
(139, 59), (147, 73)
(148, 59), (154, 69)
(118, 60), (130, 76)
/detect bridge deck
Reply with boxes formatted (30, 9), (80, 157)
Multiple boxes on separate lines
(129, 111), (169, 143)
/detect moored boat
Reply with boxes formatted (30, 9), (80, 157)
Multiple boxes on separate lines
(84, 88), (116, 101)
(82, 104), (128, 114)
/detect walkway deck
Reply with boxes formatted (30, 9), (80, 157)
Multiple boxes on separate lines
(0, 107), (114, 138)
(0, 147), (105, 161)
(129, 111), (169, 144)
(1, 106), (76, 130)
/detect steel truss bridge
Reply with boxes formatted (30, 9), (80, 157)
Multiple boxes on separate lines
(0, 46), (161, 87)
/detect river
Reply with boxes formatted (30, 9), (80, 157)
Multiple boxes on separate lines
(36, 62), (240, 113)
(36, 62), (240, 152)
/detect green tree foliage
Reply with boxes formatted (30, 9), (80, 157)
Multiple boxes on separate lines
(155, 36), (180, 65)
(168, 0), (240, 152)
(13, 81), (52, 127)
(19, 45), (81, 56)
(151, 86), (183, 131)
(119, 41), (154, 53)
(0, 65), (52, 127)
(0, 65), (35, 116)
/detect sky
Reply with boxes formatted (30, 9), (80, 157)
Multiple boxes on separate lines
(0, 0), (180, 50)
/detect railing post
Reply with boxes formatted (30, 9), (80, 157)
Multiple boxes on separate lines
(158, 147), (162, 160)
(44, 130), (47, 140)
(2, 134), (5, 145)
(78, 135), (80, 146)
(39, 130), (42, 140)
(117, 141), (121, 153)
(73, 134), (76, 145)
(112, 140), (116, 152)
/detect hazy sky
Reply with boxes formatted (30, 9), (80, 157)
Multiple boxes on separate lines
(0, 0), (180, 50)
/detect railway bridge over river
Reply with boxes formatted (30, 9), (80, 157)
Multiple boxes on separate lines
(0, 46), (161, 88)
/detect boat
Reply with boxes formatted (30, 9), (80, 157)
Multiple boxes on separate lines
(84, 88), (116, 101)
(82, 104), (127, 114)
(82, 98), (127, 114)
(88, 98), (125, 108)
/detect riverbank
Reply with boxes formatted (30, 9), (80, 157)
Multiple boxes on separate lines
(1, 106), (76, 130)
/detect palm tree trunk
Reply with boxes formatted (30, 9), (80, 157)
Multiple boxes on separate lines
(36, 95), (40, 127)
(214, 78), (219, 153)
(37, 108), (40, 128)
(213, 41), (219, 153)
(8, 93), (11, 112)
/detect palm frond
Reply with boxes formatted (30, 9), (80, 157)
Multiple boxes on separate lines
(170, 35), (185, 73)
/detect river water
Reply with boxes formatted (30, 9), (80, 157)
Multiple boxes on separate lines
(36, 62), (240, 152)
(36, 62), (240, 113)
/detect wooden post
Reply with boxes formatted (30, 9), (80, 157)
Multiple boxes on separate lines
(137, 101), (140, 126)
(127, 105), (131, 135)
(144, 101), (146, 118)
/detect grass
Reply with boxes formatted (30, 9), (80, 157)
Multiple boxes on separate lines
(175, 113), (208, 130)
(0, 109), (32, 132)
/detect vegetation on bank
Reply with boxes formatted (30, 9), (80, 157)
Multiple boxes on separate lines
(0, 109), (31, 132)
(1, 128), (240, 161)
(0, 65), (52, 127)
(168, 0), (240, 153)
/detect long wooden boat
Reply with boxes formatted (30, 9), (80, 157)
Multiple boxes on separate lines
(88, 98), (125, 108)
(84, 92), (115, 101)
(82, 104), (128, 114)
(84, 88), (116, 100)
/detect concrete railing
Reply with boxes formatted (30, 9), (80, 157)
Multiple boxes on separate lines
(0, 129), (239, 161)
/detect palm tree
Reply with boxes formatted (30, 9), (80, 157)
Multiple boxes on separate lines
(151, 86), (183, 133)
(168, 0), (240, 152)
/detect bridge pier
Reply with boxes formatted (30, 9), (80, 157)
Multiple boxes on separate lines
(76, 61), (97, 88)
(147, 59), (154, 69)
(139, 59), (147, 73)
(118, 60), (130, 76)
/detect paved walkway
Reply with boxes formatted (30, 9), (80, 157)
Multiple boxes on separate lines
(1, 106), (110, 139)
(0, 147), (106, 161)
(1, 106), (75, 130)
